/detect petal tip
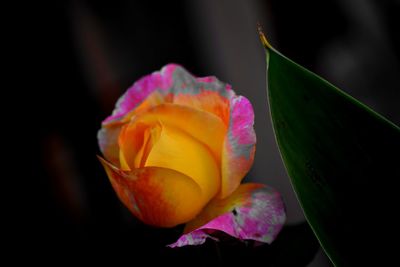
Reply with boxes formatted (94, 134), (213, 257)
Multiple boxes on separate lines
(167, 230), (218, 248)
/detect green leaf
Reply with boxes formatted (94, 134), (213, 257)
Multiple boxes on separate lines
(260, 30), (400, 266)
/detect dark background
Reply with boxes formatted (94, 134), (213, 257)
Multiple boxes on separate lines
(13, 0), (399, 265)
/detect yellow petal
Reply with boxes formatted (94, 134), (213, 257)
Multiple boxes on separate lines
(118, 103), (226, 203)
(98, 156), (204, 227)
(132, 103), (227, 165)
(145, 121), (221, 203)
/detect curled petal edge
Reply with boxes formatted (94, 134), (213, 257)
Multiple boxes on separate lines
(169, 183), (286, 247)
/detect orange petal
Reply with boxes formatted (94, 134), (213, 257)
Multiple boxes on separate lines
(171, 90), (230, 126)
(98, 156), (204, 227)
(98, 122), (124, 165)
(118, 121), (161, 170)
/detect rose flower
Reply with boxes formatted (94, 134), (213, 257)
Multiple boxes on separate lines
(98, 64), (285, 246)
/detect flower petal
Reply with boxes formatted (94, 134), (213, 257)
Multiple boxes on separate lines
(169, 183), (286, 247)
(171, 91), (231, 126)
(121, 103), (227, 166)
(168, 67), (232, 100)
(103, 64), (178, 124)
(98, 122), (123, 165)
(220, 96), (256, 198)
(168, 71), (233, 125)
(98, 156), (205, 227)
(168, 231), (217, 248)
(118, 120), (161, 170)
(145, 119), (221, 203)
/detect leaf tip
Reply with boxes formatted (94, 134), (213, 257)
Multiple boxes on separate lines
(257, 23), (273, 50)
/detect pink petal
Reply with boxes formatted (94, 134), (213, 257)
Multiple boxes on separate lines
(103, 64), (178, 124)
(168, 231), (218, 248)
(169, 183), (286, 248)
(220, 96), (256, 198)
(103, 65), (233, 125)
(229, 96), (256, 145)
